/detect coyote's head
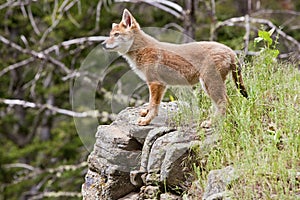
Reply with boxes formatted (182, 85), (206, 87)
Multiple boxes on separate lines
(102, 9), (140, 54)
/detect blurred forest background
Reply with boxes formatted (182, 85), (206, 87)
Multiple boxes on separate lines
(0, 0), (300, 199)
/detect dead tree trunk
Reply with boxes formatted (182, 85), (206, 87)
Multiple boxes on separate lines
(183, 0), (196, 42)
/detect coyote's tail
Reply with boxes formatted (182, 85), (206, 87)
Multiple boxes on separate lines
(232, 62), (248, 99)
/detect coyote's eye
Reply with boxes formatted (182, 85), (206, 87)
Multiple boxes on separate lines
(114, 33), (120, 37)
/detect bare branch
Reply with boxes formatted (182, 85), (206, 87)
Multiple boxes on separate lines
(0, 98), (100, 118)
(27, 4), (41, 35)
(20, 2), (28, 17)
(163, 23), (184, 32)
(61, 70), (91, 81)
(0, 35), (71, 74)
(46, 161), (87, 173)
(0, 0), (32, 10)
(216, 16), (246, 27)
(252, 9), (300, 17)
(20, 35), (30, 48)
(22, 65), (45, 96)
(58, 0), (71, 13)
(3, 162), (87, 187)
(277, 52), (298, 59)
(209, 0), (217, 41)
(211, 0), (216, 18)
(40, 0), (79, 44)
(155, 0), (183, 13)
(235, 50), (259, 56)
(52, 0), (59, 23)
(4, 163), (35, 171)
(43, 36), (107, 54)
(115, 0), (184, 19)
(0, 57), (35, 77)
(95, 0), (103, 31)
(64, 0), (80, 11)
(216, 16), (300, 53)
(0, 36), (107, 78)
(244, 14), (250, 55)
(39, 13), (63, 44)
(252, 18), (300, 52)
(144, 0), (183, 19)
(77, 0), (82, 14)
(247, 0), (252, 14)
(67, 11), (80, 27)
(61, 36), (108, 48)
(0, 0), (16, 10)
(289, 25), (300, 30)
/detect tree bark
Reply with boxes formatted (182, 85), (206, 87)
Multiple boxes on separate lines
(183, 0), (196, 41)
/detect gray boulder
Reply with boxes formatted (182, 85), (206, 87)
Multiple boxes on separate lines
(202, 166), (237, 200)
(82, 102), (222, 199)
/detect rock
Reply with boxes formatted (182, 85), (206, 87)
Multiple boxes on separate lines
(139, 127), (176, 172)
(139, 185), (161, 199)
(118, 192), (139, 200)
(160, 193), (182, 200)
(81, 102), (221, 199)
(82, 169), (104, 200)
(202, 166), (237, 200)
(183, 180), (204, 200)
(85, 125), (140, 199)
(112, 102), (179, 144)
(82, 102), (182, 200)
(147, 129), (200, 186)
(141, 126), (218, 188)
(130, 169), (146, 187)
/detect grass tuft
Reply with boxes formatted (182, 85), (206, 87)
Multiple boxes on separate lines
(193, 59), (300, 199)
(173, 31), (299, 198)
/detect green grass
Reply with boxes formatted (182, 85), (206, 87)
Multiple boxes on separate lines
(192, 59), (300, 199)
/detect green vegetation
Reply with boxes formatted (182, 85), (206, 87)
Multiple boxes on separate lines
(192, 31), (300, 199)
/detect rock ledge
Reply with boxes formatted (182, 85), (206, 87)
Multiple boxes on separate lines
(82, 102), (234, 200)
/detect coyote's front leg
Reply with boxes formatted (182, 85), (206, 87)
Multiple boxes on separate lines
(138, 82), (166, 126)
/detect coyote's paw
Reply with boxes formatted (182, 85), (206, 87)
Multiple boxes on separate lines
(139, 108), (149, 117)
(138, 117), (151, 126)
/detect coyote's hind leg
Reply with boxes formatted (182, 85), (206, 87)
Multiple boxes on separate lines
(199, 68), (228, 127)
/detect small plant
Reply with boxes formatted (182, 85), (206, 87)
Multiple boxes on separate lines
(254, 28), (280, 66)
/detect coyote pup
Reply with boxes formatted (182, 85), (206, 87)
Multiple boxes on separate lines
(102, 9), (248, 126)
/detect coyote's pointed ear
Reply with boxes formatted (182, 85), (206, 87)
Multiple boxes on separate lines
(112, 23), (118, 28)
(122, 9), (133, 28)
(121, 9), (140, 29)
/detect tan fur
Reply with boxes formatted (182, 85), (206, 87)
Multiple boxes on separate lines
(103, 9), (248, 126)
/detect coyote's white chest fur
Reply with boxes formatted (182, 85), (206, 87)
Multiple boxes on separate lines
(121, 54), (146, 81)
